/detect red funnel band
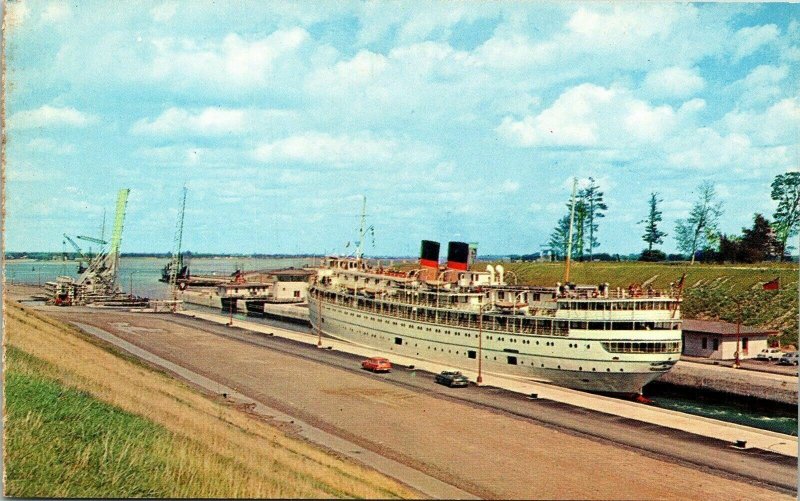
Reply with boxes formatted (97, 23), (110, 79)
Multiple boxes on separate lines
(420, 258), (438, 269)
(447, 261), (468, 271)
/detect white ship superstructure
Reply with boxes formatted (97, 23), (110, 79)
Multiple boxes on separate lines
(309, 241), (683, 395)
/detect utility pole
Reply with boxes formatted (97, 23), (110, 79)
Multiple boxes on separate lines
(564, 178), (578, 284)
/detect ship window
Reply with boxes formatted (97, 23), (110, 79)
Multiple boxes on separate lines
(395, 337), (403, 345)
(507, 356), (517, 365)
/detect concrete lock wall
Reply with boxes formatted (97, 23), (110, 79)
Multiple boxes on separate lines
(659, 362), (797, 405)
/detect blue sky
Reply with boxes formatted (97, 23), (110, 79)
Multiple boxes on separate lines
(5, 1), (799, 256)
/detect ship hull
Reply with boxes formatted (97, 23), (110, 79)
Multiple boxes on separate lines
(309, 295), (678, 394)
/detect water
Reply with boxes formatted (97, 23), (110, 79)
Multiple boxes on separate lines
(4, 256), (317, 300)
(644, 382), (798, 436)
(6, 256), (798, 435)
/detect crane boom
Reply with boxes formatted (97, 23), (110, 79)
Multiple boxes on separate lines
(63, 234), (87, 260)
(77, 235), (108, 245)
(169, 186), (188, 296)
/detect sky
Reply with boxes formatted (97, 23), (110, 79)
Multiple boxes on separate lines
(4, 1), (799, 257)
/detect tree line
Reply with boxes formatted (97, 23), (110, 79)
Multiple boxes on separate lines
(546, 172), (800, 264)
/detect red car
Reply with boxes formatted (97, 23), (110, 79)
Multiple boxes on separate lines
(361, 357), (392, 372)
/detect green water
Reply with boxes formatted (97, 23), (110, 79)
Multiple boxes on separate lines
(645, 384), (798, 436)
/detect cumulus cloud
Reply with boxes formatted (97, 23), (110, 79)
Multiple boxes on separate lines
(132, 107), (246, 136)
(151, 29), (310, 91)
(10, 105), (97, 129)
(496, 84), (701, 148)
(720, 98), (800, 146)
(643, 67), (706, 99)
(732, 24), (780, 61)
(252, 132), (438, 167)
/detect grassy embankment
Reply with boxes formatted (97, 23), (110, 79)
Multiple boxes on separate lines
(3, 302), (418, 498)
(492, 261), (799, 346)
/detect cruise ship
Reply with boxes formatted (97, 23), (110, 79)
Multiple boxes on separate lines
(308, 241), (683, 395)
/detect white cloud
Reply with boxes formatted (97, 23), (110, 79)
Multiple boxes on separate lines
(41, 3), (71, 23)
(252, 132), (438, 167)
(131, 107), (246, 136)
(497, 84), (697, 148)
(666, 128), (790, 171)
(10, 105), (97, 129)
(729, 64), (790, 108)
(151, 29), (310, 91)
(733, 24), (779, 61)
(720, 98), (800, 146)
(643, 67), (705, 99)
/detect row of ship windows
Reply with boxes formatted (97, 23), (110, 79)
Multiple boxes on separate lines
(601, 341), (681, 354)
(334, 309), (675, 349)
(560, 301), (674, 311)
(343, 326), (631, 373)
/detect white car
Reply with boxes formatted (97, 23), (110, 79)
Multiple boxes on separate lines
(755, 348), (783, 361)
(778, 352), (799, 366)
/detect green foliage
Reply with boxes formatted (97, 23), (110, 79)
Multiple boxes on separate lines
(674, 181), (724, 264)
(770, 171), (800, 260)
(639, 192), (666, 251)
(580, 177), (608, 260)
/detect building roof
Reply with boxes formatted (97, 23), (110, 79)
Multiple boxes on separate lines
(269, 268), (316, 276)
(682, 319), (778, 337)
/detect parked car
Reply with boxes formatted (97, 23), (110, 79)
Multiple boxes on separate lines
(777, 352), (799, 366)
(755, 348), (783, 361)
(361, 357), (392, 372)
(435, 371), (470, 387)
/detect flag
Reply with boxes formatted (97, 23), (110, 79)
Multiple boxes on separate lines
(763, 277), (780, 291)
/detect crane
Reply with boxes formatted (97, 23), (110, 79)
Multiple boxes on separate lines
(77, 235), (108, 245)
(169, 186), (188, 300)
(63, 234), (89, 273)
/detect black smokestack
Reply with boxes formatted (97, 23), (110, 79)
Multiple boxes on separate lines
(419, 240), (440, 269)
(446, 241), (469, 271)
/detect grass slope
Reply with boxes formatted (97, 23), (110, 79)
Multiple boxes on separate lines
(3, 302), (418, 499)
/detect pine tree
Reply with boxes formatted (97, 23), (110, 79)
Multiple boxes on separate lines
(639, 192), (667, 252)
(580, 178), (607, 261)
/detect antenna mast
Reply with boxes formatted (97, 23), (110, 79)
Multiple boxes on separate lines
(356, 195), (366, 260)
(564, 178), (578, 284)
(169, 186), (188, 297)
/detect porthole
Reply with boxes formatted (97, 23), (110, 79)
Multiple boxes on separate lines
(579, 367), (583, 371)
(606, 368), (611, 372)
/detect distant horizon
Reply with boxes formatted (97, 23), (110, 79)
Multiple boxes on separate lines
(6, 3), (798, 256)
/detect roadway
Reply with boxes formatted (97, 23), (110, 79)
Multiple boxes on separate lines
(40, 306), (796, 500)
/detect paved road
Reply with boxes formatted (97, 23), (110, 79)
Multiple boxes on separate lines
(46, 309), (796, 500)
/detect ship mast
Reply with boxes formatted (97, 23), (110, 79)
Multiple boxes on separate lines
(564, 178), (578, 284)
(354, 195), (374, 262)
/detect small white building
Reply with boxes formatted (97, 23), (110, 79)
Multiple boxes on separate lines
(682, 319), (776, 360)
